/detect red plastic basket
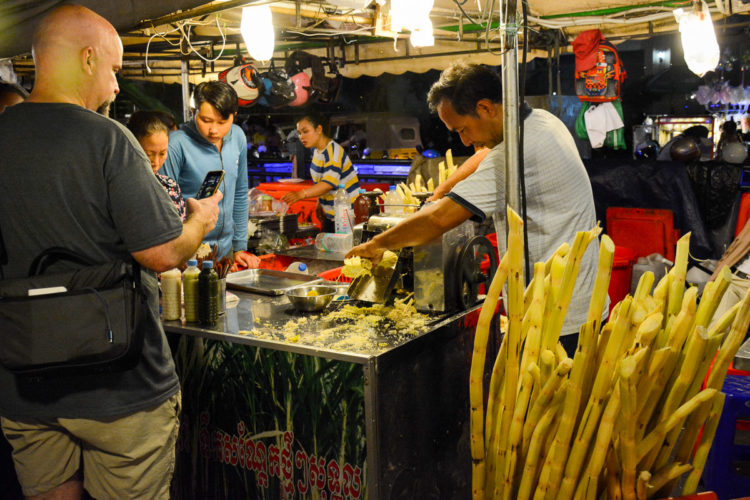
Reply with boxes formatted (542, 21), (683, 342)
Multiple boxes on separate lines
(317, 266), (352, 283)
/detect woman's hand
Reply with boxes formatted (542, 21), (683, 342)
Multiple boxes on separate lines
(231, 251), (261, 271)
(282, 190), (307, 204)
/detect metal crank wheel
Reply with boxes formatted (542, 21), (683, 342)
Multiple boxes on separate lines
(454, 235), (498, 310)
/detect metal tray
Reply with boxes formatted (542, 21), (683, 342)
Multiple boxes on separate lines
(225, 269), (321, 296)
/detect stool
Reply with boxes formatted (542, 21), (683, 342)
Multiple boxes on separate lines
(703, 375), (750, 499)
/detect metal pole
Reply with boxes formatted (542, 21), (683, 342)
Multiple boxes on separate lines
(501, 1), (521, 218)
(181, 58), (191, 123)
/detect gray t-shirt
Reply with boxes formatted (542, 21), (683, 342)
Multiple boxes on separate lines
(448, 108), (606, 334)
(0, 102), (183, 419)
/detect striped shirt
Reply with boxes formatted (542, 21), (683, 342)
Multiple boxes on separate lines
(447, 107), (607, 334)
(311, 140), (360, 219)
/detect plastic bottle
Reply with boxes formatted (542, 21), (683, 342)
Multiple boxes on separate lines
(160, 268), (182, 321)
(198, 260), (220, 326)
(315, 232), (353, 253)
(353, 188), (371, 225)
(183, 259), (200, 323)
(383, 185), (403, 214)
(285, 261), (308, 274)
(334, 183), (353, 234)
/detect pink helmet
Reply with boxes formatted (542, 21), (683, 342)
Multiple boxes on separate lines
(288, 71), (311, 107)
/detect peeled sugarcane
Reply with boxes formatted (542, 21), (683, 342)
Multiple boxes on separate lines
(522, 357), (572, 455)
(636, 471), (650, 500)
(646, 463), (692, 496)
(468, 251), (509, 499)
(681, 391), (726, 494)
(665, 233), (690, 318)
(619, 357), (639, 500)
(519, 262), (547, 387)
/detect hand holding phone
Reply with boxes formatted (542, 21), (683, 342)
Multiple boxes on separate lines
(196, 170), (225, 199)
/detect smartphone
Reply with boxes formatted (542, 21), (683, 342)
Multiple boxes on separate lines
(196, 170), (225, 199)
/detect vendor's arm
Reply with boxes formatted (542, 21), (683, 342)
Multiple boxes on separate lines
(346, 197), (472, 265)
(428, 148), (489, 202)
(282, 181), (334, 204)
(132, 191), (222, 272)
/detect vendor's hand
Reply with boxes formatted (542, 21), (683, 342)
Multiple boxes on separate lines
(282, 190), (306, 204)
(427, 184), (449, 202)
(186, 191), (223, 234)
(232, 251), (261, 271)
(346, 240), (386, 266)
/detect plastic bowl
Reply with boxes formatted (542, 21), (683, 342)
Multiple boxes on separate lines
(284, 285), (337, 312)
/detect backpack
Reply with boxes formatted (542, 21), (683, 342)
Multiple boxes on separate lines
(575, 40), (627, 102)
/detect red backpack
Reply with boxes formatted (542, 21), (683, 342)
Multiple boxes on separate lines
(575, 40), (627, 102)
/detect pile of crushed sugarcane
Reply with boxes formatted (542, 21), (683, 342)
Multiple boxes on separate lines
(470, 208), (750, 500)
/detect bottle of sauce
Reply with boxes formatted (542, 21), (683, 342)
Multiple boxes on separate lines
(353, 188), (371, 224)
(183, 259), (200, 323)
(198, 260), (219, 326)
(161, 268), (182, 321)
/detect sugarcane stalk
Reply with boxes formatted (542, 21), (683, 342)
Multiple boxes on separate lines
(606, 447), (623, 500)
(665, 233), (690, 318)
(707, 300), (740, 338)
(520, 262), (548, 388)
(586, 234), (615, 328)
(503, 367), (535, 498)
(695, 265), (732, 329)
(572, 383), (621, 500)
(522, 359), (572, 455)
(706, 287), (750, 391)
(539, 349), (556, 391)
(524, 245), (567, 315)
(636, 471), (650, 500)
(558, 297), (633, 496)
(470, 250), (509, 499)
(652, 273), (670, 327)
(493, 208), (525, 499)
(618, 358), (638, 500)
(681, 391), (725, 495)
(633, 270), (655, 304)
(517, 389), (566, 500)
(637, 388), (717, 463)
(646, 462), (692, 496)
(544, 320), (597, 499)
(634, 347), (672, 439)
(484, 334), (508, 494)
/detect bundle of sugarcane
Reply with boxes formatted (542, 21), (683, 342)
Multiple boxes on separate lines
(470, 207), (750, 500)
(408, 148), (459, 195)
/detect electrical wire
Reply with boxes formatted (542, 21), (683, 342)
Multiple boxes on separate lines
(144, 16), (227, 73)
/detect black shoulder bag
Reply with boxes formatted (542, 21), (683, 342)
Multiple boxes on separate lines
(0, 234), (146, 377)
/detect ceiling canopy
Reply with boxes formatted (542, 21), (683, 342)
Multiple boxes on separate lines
(2, 0), (749, 83)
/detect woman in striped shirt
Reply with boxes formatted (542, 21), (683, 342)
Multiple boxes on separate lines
(282, 112), (360, 232)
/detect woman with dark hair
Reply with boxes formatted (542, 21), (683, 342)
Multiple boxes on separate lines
(282, 112), (360, 232)
(161, 81), (260, 269)
(127, 110), (186, 220)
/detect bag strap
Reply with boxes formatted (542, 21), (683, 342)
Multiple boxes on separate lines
(28, 247), (96, 276)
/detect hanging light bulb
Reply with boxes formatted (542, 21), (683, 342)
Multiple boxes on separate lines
(674, 0), (720, 77)
(391, 0), (434, 48)
(240, 5), (275, 62)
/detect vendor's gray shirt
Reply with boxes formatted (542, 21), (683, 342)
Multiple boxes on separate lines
(0, 103), (182, 419)
(448, 108), (606, 334)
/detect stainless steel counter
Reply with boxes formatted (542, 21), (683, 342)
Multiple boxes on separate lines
(274, 244), (347, 263)
(163, 288), (455, 363)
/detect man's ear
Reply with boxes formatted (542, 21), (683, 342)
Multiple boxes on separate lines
(475, 99), (497, 118)
(82, 47), (95, 75)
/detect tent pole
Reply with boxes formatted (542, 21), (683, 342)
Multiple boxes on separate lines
(502, 1), (521, 224)
(181, 58), (191, 123)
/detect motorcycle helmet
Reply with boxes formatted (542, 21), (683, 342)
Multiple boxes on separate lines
(670, 137), (701, 162)
(288, 71), (311, 107)
(256, 69), (296, 108)
(218, 64), (262, 107)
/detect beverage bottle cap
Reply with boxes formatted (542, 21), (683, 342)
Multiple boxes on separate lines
(202, 260), (214, 269)
(187, 259), (198, 267)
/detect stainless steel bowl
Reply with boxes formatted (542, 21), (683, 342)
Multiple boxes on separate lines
(284, 285), (337, 312)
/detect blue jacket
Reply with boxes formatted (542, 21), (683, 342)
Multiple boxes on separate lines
(161, 120), (248, 259)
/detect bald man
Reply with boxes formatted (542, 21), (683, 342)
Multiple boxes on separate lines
(0, 5), (222, 499)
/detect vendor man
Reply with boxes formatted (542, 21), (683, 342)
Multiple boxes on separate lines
(347, 63), (604, 347)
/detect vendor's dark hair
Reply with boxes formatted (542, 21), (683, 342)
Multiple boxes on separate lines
(126, 110), (169, 140)
(297, 112), (330, 137)
(193, 81), (238, 119)
(427, 63), (502, 116)
(682, 125), (709, 139)
(0, 82), (28, 99)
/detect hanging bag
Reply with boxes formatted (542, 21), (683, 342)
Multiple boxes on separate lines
(575, 38), (627, 103)
(0, 247), (146, 377)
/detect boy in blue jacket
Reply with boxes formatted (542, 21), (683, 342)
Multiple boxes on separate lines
(162, 81), (260, 269)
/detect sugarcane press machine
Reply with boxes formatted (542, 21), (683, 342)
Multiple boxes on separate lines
(354, 214), (498, 313)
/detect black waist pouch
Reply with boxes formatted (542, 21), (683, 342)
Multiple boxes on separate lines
(0, 248), (146, 377)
